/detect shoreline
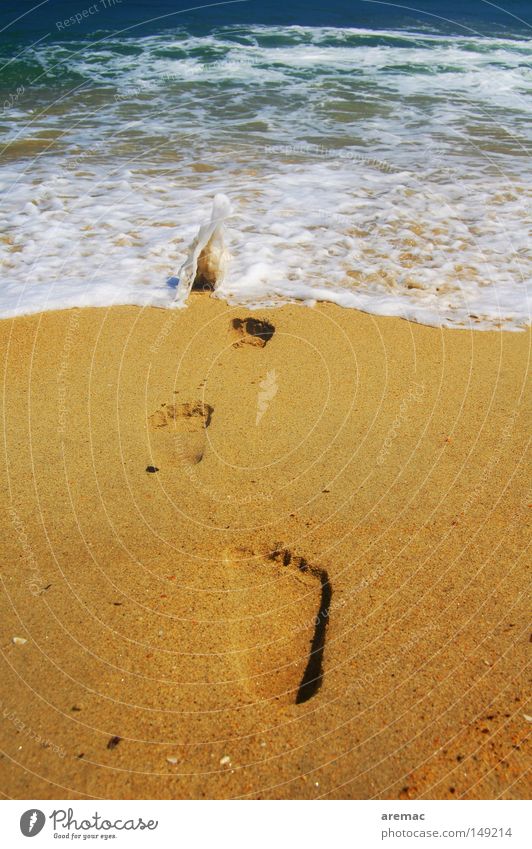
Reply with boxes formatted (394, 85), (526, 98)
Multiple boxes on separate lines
(1, 292), (529, 333)
(0, 298), (529, 799)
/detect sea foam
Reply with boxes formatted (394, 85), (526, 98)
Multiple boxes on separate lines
(0, 25), (529, 329)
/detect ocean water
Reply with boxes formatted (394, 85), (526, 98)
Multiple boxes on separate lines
(0, 1), (530, 328)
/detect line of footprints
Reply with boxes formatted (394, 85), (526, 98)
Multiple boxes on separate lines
(147, 317), (275, 467)
(145, 319), (331, 704)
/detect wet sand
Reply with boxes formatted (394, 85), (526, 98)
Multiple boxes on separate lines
(0, 297), (529, 799)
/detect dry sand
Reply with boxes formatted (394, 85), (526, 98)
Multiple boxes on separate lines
(0, 297), (530, 799)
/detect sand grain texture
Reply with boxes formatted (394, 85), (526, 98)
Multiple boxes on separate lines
(0, 297), (529, 799)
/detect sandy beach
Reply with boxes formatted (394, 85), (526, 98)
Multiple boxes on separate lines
(0, 297), (529, 799)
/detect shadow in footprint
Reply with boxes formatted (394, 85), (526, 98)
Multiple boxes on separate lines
(268, 546), (331, 704)
(295, 569), (331, 704)
(231, 317), (275, 348)
(148, 401), (213, 466)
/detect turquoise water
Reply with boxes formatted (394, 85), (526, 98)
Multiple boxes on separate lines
(0, 4), (530, 327)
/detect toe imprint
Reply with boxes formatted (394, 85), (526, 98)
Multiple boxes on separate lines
(148, 400), (213, 466)
(230, 318), (275, 348)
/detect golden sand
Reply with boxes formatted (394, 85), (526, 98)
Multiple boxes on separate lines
(0, 297), (529, 799)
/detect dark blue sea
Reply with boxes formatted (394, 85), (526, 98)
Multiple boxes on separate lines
(1, 1), (531, 41)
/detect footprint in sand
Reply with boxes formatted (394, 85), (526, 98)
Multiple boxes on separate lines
(230, 317), (275, 348)
(221, 545), (331, 705)
(148, 401), (213, 467)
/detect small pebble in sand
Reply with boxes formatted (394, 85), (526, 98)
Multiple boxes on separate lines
(107, 735), (122, 750)
(146, 465), (159, 473)
(219, 755), (231, 766)
(166, 756), (178, 764)
(524, 714), (532, 722)
(12, 636), (27, 646)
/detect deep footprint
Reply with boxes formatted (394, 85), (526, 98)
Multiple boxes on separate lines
(230, 317), (275, 348)
(222, 545), (331, 705)
(148, 401), (213, 466)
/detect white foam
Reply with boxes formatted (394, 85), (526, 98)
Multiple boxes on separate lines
(0, 26), (530, 329)
(1, 157), (528, 329)
(175, 193), (232, 306)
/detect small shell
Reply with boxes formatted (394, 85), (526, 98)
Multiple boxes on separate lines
(12, 636), (27, 646)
